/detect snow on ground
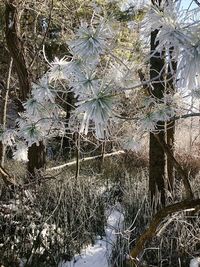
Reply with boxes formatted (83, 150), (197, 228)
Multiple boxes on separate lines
(190, 257), (200, 267)
(59, 204), (124, 267)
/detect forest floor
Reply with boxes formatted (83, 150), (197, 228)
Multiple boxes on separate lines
(0, 151), (200, 267)
(58, 204), (124, 267)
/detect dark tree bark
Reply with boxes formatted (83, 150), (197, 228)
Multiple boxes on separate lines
(166, 57), (177, 191)
(153, 134), (193, 199)
(5, 1), (46, 178)
(62, 91), (75, 157)
(27, 141), (46, 177)
(149, 27), (166, 206)
(5, 1), (30, 102)
(0, 81), (6, 166)
(166, 123), (175, 189)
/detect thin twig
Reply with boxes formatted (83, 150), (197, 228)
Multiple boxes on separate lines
(1, 58), (13, 166)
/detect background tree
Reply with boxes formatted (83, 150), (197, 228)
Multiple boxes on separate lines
(4, 0), (46, 178)
(149, 16), (166, 207)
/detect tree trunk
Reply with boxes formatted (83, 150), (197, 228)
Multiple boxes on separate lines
(62, 91), (75, 157)
(5, 1), (46, 178)
(5, 1), (30, 102)
(166, 54), (177, 192)
(149, 132), (166, 206)
(153, 134), (193, 199)
(149, 26), (166, 207)
(166, 124), (175, 190)
(27, 141), (46, 178)
(0, 82), (6, 166)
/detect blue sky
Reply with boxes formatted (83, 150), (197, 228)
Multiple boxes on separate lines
(181, 0), (196, 9)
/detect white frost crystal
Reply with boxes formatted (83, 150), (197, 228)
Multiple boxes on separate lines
(1, 129), (16, 146)
(13, 143), (28, 162)
(68, 21), (112, 59)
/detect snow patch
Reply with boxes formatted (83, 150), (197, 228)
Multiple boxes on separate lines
(190, 257), (200, 267)
(59, 204), (124, 267)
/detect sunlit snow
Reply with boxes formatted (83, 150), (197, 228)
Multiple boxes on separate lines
(59, 205), (124, 267)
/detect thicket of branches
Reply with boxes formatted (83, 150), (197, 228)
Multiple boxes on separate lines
(0, 0), (200, 266)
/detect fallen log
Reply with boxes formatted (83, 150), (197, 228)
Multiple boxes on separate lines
(47, 150), (125, 171)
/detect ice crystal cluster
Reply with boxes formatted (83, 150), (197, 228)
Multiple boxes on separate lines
(2, 0), (200, 160)
(0, 19), (115, 161)
(138, 0), (200, 132)
(143, 1), (200, 91)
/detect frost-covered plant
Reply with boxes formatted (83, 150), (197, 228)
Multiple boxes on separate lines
(178, 42), (200, 90)
(5, 19), (115, 161)
(143, 1), (189, 53)
(70, 68), (100, 98)
(32, 76), (56, 103)
(2, 73), (66, 161)
(143, 1), (200, 92)
(0, 128), (16, 146)
(77, 88), (114, 138)
(48, 57), (70, 81)
(68, 21), (112, 60)
(6, 1), (200, 162)
(138, 92), (183, 132)
(139, 112), (157, 132)
(13, 142), (28, 162)
(65, 20), (117, 139)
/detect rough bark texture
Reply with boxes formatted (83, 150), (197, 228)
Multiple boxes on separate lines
(0, 82), (6, 166)
(166, 56), (177, 191)
(154, 134), (194, 199)
(5, 1), (46, 178)
(27, 141), (46, 178)
(62, 91), (75, 157)
(5, 1), (30, 102)
(166, 123), (175, 190)
(130, 199), (200, 265)
(149, 27), (166, 206)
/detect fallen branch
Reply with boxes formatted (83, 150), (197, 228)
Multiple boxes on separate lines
(130, 198), (200, 265)
(47, 150), (125, 171)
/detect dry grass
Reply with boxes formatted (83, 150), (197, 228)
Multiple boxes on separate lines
(0, 143), (199, 267)
(111, 169), (200, 267)
(0, 171), (107, 267)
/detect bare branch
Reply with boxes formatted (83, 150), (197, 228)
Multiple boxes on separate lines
(130, 199), (200, 264)
(194, 0), (200, 7)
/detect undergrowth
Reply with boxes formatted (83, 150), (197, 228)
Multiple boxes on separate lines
(0, 173), (107, 267)
(0, 150), (199, 267)
(111, 169), (200, 267)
